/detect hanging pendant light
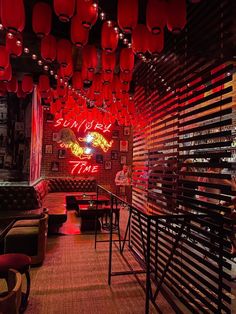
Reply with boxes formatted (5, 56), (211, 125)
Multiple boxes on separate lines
(1, 0), (25, 33)
(132, 24), (149, 56)
(120, 48), (134, 73)
(167, 0), (186, 34)
(32, 2), (51, 38)
(41, 34), (57, 63)
(76, 0), (98, 29)
(54, 0), (75, 22)
(101, 21), (119, 53)
(0, 45), (9, 71)
(102, 51), (116, 73)
(71, 15), (89, 47)
(57, 39), (72, 67)
(22, 75), (33, 94)
(7, 76), (18, 93)
(146, 0), (167, 34)
(117, 0), (138, 33)
(82, 45), (97, 72)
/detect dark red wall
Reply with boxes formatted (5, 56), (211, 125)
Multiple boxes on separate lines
(41, 113), (133, 189)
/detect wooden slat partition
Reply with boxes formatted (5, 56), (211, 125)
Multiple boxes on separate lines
(131, 0), (235, 312)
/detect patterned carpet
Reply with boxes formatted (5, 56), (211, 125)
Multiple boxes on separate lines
(25, 233), (174, 314)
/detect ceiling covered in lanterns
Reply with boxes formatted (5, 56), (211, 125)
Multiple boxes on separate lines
(0, 0), (233, 127)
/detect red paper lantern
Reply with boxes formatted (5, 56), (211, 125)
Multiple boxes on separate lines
(76, 0), (98, 29)
(7, 76), (18, 93)
(0, 45), (9, 71)
(60, 63), (73, 81)
(39, 75), (50, 95)
(72, 71), (83, 91)
(0, 64), (12, 82)
(132, 24), (149, 55)
(117, 0), (138, 33)
(32, 2), (51, 38)
(112, 75), (122, 100)
(101, 21), (119, 53)
(41, 34), (57, 63)
(54, 0), (75, 22)
(120, 48), (134, 73)
(71, 15), (89, 47)
(121, 82), (130, 93)
(146, 0), (167, 34)
(93, 73), (101, 95)
(102, 71), (113, 85)
(0, 82), (7, 96)
(167, 0), (186, 34)
(147, 31), (164, 54)
(57, 39), (72, 67)
(22, 75), (33, 94)
(82, 66), (94, 84)
(120, 71), (132, 84)
(6, 36), (22, 57)
(82, 45), (97, 72)
(1, 0), (25, 33)
(102, 51), (116, 73)
(17, 82), (27, 99)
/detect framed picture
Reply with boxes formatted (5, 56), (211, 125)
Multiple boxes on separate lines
(52, 132), (59, 142)
(120, 140), (129, 152)
(120, 155), (127, 165)
(124, 126), (130, 136)
(112, 130), (119, 139)
(104, 160), (112, 170)
(45, 144), (53, 154)
(111, 150), (118, 160)
(96, 154), (104, 164)
(58, 149), (66, 159)
(46, 113), (54, 122)
(51, 161), (59, 172)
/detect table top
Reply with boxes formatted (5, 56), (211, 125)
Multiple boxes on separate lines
(75, 194), (110, 203)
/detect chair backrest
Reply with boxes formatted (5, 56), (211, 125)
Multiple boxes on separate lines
(0, 268), (22, 314)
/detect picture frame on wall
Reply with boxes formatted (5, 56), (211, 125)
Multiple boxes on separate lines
(96, 154), (104, 164)
(51, 161), (59, 172)
(112, 130), (119, 139)
(104, 160), (112, 170)
(119, 140), (129, 152)
(124, 126), (130, 136)
(120, 155), (127, 165)
(46, 113), (54, 122)
(45, 144), (53, 154)
(111, 150), (118, 160)
(52, 132), (59, 142)
(58, 149), (66, 159)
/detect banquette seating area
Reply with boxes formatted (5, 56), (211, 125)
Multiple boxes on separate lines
(0, 178), (97, 263)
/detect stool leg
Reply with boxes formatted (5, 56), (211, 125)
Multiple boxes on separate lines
(20, 270), (31, 312)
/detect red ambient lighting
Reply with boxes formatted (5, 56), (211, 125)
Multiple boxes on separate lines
(69, 161), (99, 175)
(54, 118), (112, 134)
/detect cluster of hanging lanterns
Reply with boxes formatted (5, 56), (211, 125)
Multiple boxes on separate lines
(0, 0), (201, 126)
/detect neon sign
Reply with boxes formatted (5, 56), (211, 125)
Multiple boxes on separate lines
(54, 118), (112, 134)
(69, 161), (99, 175)
(79, 132), (113, 153)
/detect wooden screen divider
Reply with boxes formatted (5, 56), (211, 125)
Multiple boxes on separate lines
(131, 0), (235, 312)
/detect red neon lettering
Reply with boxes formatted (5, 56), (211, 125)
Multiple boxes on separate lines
(84, 121), (94, 132)
(103, 124), (112, 133)
(91, 166), (99, 173)
(63, 120), (70, 127)
(77, 119), (86, 132)
(54, 118), (63, 127)
(94, 123), (103, 131)
(83, 166), (91, 173)
(69, 161), (99, 175)
(71, 120), (79, 129)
